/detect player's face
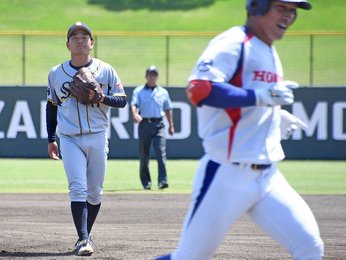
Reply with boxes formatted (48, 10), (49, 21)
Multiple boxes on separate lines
(258, 1), (297, 44)
(66, 30), (94, 55)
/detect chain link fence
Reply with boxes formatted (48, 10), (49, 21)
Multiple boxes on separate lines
(0, 32), (345, 87)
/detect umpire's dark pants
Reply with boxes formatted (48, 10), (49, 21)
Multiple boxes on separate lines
(138, 119), (167, 188)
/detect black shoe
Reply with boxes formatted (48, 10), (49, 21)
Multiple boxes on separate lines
(158, 183), (169, 189)
(144, 185), (151, 190)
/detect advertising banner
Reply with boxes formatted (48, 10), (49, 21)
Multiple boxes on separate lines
(0, 86), (345, 159)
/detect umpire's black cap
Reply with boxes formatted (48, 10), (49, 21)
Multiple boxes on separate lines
(146, 65), (159, 76)
(67, 22), (94, 40)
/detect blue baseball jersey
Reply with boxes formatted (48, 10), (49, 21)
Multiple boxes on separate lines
(131, 85), (172, 118)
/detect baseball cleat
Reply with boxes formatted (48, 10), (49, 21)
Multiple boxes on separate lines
(74, 239), (94, 256)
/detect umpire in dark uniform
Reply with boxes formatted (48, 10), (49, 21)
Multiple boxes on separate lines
(131, 65), (175, 190)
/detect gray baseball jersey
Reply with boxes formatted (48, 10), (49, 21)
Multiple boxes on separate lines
(47, 58), (126, 136)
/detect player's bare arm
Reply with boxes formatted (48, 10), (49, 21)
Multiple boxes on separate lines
(165, 110), (175, 136)
(131, 105), (142, 123)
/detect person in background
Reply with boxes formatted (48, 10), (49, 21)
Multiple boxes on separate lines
(131, 65), (174, 190)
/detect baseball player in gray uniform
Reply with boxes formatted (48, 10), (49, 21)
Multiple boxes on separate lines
(156, 0), (323, 259)
(46, 22), (126, 256)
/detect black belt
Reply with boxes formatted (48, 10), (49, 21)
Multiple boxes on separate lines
(142, 117), (162, 123)
(232, 162), (272, 171)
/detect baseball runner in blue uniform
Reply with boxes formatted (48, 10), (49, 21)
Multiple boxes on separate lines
(155, 1), (323, 259)
(46, 22), (126, 256)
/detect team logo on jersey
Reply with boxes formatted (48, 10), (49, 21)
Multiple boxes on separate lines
(197, 59), (213, 72)
(116, 82), (124, 90)
(56, 81), (72, 103)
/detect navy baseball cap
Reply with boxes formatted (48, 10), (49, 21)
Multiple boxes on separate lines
(67, 22), (93, 40)
(146, 65), (159, 76)
(279, 0), (312, 10)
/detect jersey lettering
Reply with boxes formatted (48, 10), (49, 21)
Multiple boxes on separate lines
(252, 70), (282, 83)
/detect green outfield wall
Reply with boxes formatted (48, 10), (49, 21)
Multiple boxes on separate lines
(0, 86), (345, 159)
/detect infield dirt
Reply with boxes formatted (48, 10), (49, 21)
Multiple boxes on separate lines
(0, 194), (345, 259)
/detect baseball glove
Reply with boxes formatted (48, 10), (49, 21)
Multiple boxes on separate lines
(69, 67), (104, 104)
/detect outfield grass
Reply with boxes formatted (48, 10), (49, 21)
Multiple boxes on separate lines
(0, 159), (345, 194)
(1, 0), (346, 32)
(0, 0), (346, 86)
